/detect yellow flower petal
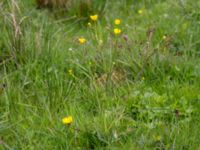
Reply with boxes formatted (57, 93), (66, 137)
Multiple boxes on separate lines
(114, 28), (121, 35)
(78, 38), (86, 44)
(90, 14), (98, 21)
(62, 116), (73, 125)
(114, 19), (121, 25)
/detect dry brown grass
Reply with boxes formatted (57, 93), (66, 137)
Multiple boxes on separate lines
(95, 70), (125, 87)
(36, 0), (71, 8)
(36, 0), (92, 9)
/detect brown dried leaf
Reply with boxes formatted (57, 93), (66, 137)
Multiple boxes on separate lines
(95, 70), (125, 87)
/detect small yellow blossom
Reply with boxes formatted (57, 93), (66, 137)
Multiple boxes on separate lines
(142, 77), (145, 80)
(114, 28), (121, 35)
(68, 69), (73, 75)
(87, 22), (91, 27)
(78, 38), (86, 44)
(114, 19), (121, 25)
(90, 14), (98, 21)
(62, 116), (73, 125)
(138, 9), (143, 14)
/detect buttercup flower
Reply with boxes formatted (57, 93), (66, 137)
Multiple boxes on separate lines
(114, 28), (121, 35)
(114, 19), (121, 25)
(78, 38), (86, 44)
(62, 116), (73, 125)
(90, 14), (98, 21)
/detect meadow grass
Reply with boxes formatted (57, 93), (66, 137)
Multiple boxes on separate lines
(0, 0), (200, 149)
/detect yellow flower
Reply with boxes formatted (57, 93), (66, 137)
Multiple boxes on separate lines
(78, 38), (86, 44)
(114, 19), (121, 25)
(68, 69), (73, 75)
(114, 28), (121, 35)
(90, 14), (98, 21)
(62, 116), (73, 125)
(138, 9), (143, 14)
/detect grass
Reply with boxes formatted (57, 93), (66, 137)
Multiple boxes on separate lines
(0, 0), (200, 149)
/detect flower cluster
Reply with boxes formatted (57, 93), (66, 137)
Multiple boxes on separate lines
(114, 18), (121, 35)
(77, 15), (124, 44)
